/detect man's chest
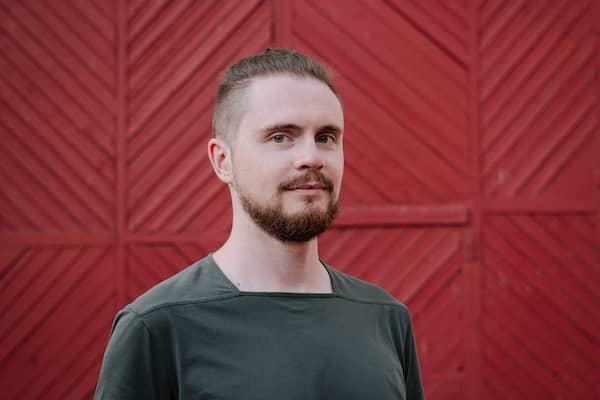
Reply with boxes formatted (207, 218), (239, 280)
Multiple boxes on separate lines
(167, 304), (407, 400)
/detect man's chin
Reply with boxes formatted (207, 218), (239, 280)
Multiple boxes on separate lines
(282, 202), (328, 216)
(239, 189), (339, 242)
(284, 194), (331, 209)
(283, 211), (330, 226)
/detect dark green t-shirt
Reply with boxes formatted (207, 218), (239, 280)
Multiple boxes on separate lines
(95, 255), (424, 399)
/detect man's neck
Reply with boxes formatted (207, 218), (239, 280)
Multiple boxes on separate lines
(212, 214), (332, 293)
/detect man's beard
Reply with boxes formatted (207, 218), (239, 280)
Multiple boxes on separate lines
(237, 171), (339, 242)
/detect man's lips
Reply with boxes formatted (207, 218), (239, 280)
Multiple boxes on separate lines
(289, 182), (326, 190)
(279, 171), (334, 193)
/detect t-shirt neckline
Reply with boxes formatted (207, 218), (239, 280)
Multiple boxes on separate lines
(207, 253), (339, 297)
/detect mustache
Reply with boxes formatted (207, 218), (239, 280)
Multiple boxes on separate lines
(279, 171), (334, 193)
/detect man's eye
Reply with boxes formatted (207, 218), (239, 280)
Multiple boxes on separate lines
(272, 134), (287, 143)
(317, 134), (335, 144)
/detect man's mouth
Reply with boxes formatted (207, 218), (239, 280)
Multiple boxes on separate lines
(290, 182), (326, 190)
(280, 172), (333, 193)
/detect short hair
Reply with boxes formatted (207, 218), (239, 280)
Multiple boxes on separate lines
(212, 48), (341, 141)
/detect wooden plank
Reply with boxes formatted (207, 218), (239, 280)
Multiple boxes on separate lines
(334, 204), (470, 226)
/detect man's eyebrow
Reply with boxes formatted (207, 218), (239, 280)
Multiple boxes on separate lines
(318, 124), (343, 134)
(262, 123), (302, 132)
(262, 123), (343, 134)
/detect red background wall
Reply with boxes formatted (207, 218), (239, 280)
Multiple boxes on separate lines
(1, 1), (599, 398)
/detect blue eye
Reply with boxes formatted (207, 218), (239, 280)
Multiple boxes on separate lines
(317, 134), (335, 144)
(272, 134), (287, 143)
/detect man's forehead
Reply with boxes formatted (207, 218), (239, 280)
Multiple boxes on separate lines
(240, 74), (344, 127)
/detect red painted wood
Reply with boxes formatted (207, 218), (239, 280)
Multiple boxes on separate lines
(273, 0), (292, 47)
(466, 2), (482, 399)
(0, 1), (598, 399)
(116, 0), (128, 311)
(334, 204), (469, 226)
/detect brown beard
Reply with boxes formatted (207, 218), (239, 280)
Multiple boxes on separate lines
(238, 171), (339, 242)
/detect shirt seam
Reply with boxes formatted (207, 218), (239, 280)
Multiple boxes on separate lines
(129, 292), (407, 317)
(129, 292), (243, 317)
(335, 294), (409, 309)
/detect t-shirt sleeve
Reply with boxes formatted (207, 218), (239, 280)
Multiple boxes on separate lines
(94, 309), (170, 400)
(403, 310), (425, 400)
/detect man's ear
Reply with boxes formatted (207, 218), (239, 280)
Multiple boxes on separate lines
(207, 137), (233, 184)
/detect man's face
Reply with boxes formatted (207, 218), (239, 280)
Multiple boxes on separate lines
(229, 74), (344, 242)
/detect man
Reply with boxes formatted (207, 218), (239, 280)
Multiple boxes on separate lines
(95, 49), (424, 399)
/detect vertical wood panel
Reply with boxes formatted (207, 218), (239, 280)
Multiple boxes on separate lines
(116, 0), (128, 310)
(478, 1), (599, 398)
(466, 2), (482, 398)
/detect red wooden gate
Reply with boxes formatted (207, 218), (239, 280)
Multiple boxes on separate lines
(1, 1), (599, 399)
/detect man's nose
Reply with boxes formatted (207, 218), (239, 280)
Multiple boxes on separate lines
(293, 138), (324, 170)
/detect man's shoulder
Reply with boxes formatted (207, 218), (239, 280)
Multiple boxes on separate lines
(127, 255), (236, 316)
(326, 262), (408, 311)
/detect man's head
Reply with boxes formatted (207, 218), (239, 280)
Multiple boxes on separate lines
(208, 49), (344, 243)
(212, 48), (341, 143)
